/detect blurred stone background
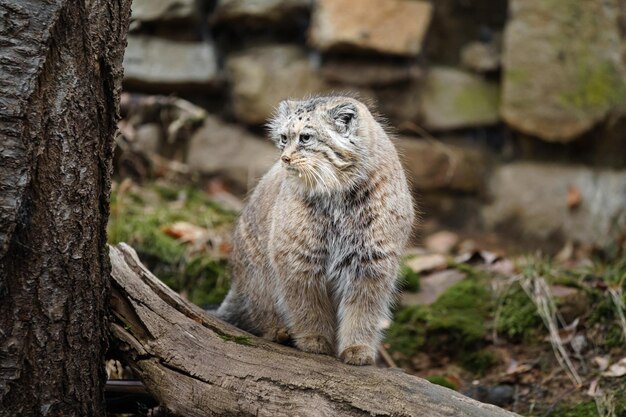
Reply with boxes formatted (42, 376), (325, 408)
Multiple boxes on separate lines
(117, 0), (626, 252)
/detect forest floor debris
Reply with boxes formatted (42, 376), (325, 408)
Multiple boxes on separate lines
(108, 180), (626, 416)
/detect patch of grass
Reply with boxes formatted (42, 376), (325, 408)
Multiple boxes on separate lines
(459, 351), (499, 376)
(425, 375), (458, 391)
(603, 326), (625, 349)
(108, 181), (237, 307)
(588, 291), (616, 323)
(548, 398), (626, 417)
(597, 257), (626, 290)
(495, 283), (543, 343)
(548, 402), (598, 417)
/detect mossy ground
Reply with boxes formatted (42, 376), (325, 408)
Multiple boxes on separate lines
(549, 398), (626, 417)
(386, 275), (494, 374)
(108, 180), (237, 306)
(108, 180), (626, 416)
(387, 250), (626, 414)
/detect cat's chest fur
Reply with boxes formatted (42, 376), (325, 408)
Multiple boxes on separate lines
(270, 186), (379, 279)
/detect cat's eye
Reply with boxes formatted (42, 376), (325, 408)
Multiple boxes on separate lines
(299, 134), (311, 144)
(280, 134), (288, 145)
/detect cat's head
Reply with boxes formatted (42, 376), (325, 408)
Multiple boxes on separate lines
(267, 95), (374, 193)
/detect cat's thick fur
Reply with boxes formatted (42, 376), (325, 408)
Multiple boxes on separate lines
(216, 95), (414, 365)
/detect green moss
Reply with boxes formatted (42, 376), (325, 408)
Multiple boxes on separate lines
(505, 68), (528, 85)
(219, 335), (253, 346)
(604, 326), (625, 349)
(386, 279), (492, 358)
(447, 261), (479, 277)
(548, 399), (626, 417)
(548, 402), (599, 417)
(588, 292), (615, 324)
(386, 305), (429, 357)
(560, 61), (626, 112)
(459, 351), (499, 376)
(453, 82), (500, 121)
(108, 182), (237, 307)
(425, 375), (458, 391)
(427, 280), (491, 350)
(495, 284), (543, 343)
(597, 256), (626, 289)
(399, 264), (420, 292)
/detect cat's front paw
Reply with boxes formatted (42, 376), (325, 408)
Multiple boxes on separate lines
(339, 345), (375, 366)
(295, 335), (334, 355)
(263, 327), (291, 344)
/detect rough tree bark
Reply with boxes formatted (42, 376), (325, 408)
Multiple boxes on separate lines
(0, 1), (131, 415)
(110, 243), (521, 417)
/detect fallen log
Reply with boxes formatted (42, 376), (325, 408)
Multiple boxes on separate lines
(109, 243), (520, 417)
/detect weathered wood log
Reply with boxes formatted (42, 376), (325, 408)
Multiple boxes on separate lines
(109, 243), (520, 417)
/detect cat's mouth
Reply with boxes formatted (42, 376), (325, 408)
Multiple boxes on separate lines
(285, 166), (305, 180)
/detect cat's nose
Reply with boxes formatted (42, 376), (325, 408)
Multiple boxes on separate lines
(281, 155), (291, 164)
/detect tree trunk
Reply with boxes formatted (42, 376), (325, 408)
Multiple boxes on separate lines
(0, 1), (131, 415)
(109, 243), (521, 417)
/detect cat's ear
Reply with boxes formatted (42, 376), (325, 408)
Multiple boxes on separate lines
(268, 100), (295, 131)
(328, 103), (358, 136)
(277, 100), (295, 118)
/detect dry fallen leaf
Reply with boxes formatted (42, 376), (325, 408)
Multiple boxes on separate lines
(586, 379), (601, 397)
(218, 242), (233, 255)
(602, 358), (626, 377)
(162, 221), (208, 243)
(505, 360), (533, 376)
(567, 185), (582, 209)
(593, 356), (610, 372)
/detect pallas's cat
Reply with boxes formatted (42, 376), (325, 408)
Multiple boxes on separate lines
(216, 95), (414, 365)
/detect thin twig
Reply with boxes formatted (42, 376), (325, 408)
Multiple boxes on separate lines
(519, 274), (582, 387)
(378, 345), (398, 368)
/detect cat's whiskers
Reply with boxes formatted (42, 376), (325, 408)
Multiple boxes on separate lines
(312, 159), (341, 192)
(291, 160), (315, 188)
(310, 160), (334, 194)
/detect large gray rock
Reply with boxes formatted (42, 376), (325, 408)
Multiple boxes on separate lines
(309, 0), (433, 56)
(396, 137), (489, 193)
(420, 67), (500, 130)
(123, 36), (219, 92)
(186, 116), (278, 190)
(226, 45), (328, 125)
(212, 0), (309, 25)
(501, 0), (626, 142)
(131, 0), (198, 23)
(483, 163), (626, 247)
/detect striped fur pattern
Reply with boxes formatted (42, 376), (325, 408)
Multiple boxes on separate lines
(216, 95), (414, 365)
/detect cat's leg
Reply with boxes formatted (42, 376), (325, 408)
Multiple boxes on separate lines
(336, 261), (398, 365)
(256, 289), (290, 343)
(277, 272), (336, 355)
(214, 287), (248, 325)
